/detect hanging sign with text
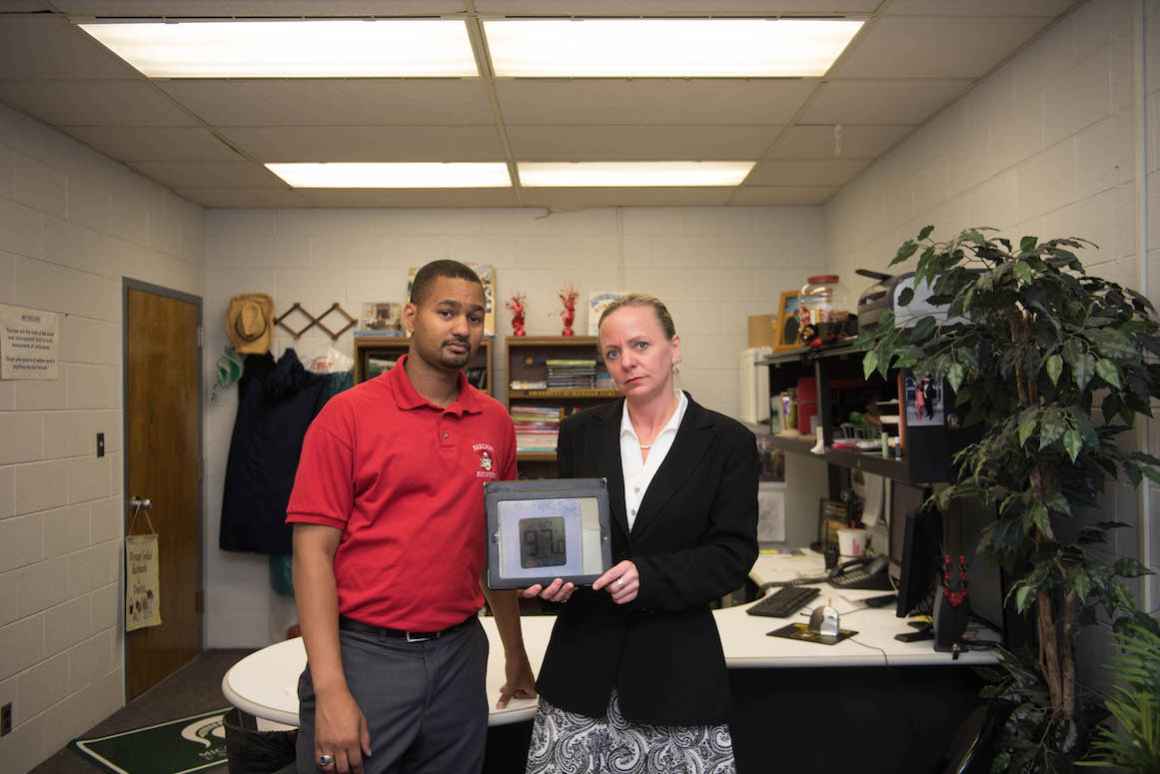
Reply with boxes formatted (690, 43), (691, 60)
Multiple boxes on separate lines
(0, 304), (59, 380)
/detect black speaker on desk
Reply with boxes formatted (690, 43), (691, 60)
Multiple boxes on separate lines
(933, 556), (970, 652)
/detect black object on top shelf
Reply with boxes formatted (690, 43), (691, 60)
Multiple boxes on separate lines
(759, 342), (865, 366)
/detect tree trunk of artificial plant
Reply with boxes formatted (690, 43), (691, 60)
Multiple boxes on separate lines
(1015, 307), (1076, 723)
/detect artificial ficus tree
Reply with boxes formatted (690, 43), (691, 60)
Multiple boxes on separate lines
(860, 226), (1156, 767)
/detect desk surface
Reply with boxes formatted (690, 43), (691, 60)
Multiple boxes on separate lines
(223, 553), (997, 727)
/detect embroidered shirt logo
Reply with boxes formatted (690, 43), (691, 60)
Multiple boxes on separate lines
(473, 442), (498, 479)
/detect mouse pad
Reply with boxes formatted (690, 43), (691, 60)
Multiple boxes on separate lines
(767, 622), (859, 646)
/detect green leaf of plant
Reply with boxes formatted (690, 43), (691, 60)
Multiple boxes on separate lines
(1096, 358), (1122, 389)
(892, 240), (918, 266)
(945, 363), (964, 393)
(863, 351), (879, 380)
(1039, 412), (1066, 449)
(1018, 412), (1037, 447)
(1020, 235), (1038, 253)
(1045, 354), (1063, 386)
(1015, 584), (1035, 613)
(1014, 261), (1034, 285)
(910, 316), (937, 343)
(1063, 429), (1083, 462)
(897, 287), (915, 306)
(918, 225), (934, 241)
(1029, 503), (1052, 538)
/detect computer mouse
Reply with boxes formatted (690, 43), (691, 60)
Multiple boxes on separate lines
(808, 600), (840, 637)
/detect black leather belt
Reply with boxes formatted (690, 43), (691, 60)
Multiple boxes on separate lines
(338, 614), (472, 643)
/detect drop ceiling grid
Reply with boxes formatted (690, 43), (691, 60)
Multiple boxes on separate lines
(0, 1), (1080, 207)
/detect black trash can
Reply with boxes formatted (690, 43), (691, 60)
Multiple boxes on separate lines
(222, 707), (298, 773)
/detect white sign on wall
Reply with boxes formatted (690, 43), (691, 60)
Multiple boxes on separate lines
(1, 304), (59, 380)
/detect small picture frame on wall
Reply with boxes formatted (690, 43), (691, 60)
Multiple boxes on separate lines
(773, 290), (803, 353)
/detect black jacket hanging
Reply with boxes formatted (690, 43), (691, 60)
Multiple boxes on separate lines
(219, 349), (331, 555)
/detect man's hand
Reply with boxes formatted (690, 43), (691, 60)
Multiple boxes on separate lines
(496, 651), (537, 709)
(314, 689), (372, 773)
(520, 578), (576, 603)
(592, 560), (639, 605)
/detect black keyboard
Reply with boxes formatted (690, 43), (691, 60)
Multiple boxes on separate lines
(746, 586), (821, 618)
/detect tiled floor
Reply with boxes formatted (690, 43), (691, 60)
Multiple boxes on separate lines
(32, 649), (254, 773)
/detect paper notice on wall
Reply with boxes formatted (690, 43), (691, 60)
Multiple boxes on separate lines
(0, 304), (59, 380)
(757, 482), (786, 543)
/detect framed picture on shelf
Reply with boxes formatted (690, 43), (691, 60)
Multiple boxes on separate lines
(357, 302), (404, 336)
(587, 291), (627, 336)
(773, 290), (803, 353)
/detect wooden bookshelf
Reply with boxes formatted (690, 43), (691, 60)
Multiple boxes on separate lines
(353, 336), (493, 395)
(506, 336), (619, 476)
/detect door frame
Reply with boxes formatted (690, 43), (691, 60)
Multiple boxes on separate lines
(120, 278), (206, 696)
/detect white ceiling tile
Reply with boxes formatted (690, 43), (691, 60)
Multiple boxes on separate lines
(0, 16), (141, 80)
(509, 126), (777, 161)
(131, 161), (287, 189)
(300, 189), (519, 207)
(3, 2), (56, 10)
(767, 124), (912, 159)
(477, 1), (880, 14)
(831, 17), (1052, 79)
(798, 79), (972, 125)
(0, 80), (199, 126)
(730, 186), (835, 204)
(177, 188), (311, 208)
(63, 127), (242, 161)
(158, 80), (495, 127)
(885, 0), (1074, 15)
(217, 126), (506, 162)
(496, 79), (814, 125)
(746, 159), (867, 186)
(54, 2), (466, 15)
(520, 187), (732, 208)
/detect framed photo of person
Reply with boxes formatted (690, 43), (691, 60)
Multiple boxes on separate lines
(773, 290), (803, 353)
(485, 478), (612, 590)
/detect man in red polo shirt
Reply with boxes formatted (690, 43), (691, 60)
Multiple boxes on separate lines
(288, 260), (534, 774)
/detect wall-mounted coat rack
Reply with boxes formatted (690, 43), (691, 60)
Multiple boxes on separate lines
(275, 302), (357, 341)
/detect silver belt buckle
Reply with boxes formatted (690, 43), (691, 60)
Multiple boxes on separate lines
(406, 631), (435, 643)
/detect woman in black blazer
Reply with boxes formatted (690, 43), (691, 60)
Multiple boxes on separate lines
(523, 294), (759, 774)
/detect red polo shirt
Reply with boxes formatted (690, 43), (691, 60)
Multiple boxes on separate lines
(286, 355), (516, 631)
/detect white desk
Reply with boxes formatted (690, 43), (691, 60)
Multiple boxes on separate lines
(222, 553), (997, 728)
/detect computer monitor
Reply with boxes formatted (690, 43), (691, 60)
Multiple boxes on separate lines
(888, 482), (926, 583)
(889, 483), (942, 618)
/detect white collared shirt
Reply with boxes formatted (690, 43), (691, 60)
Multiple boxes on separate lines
(620, 391), (688, 531)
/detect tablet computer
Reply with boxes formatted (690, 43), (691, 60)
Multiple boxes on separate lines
(485, 478), (612, 590)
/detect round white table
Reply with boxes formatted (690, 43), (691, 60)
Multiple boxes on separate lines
(221, 615), (557, 728)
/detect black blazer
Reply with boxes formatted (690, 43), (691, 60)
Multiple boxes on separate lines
(535, 393), (759, 726)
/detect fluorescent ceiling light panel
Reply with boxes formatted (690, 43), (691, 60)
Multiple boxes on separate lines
(518, 162), (755, 187)
(484, 18), (863, 77)
(78, 20), (478, 78)
(266, 163), (512, 189)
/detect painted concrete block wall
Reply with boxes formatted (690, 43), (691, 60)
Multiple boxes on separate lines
(203, 205), (825, 647)
(0, 101), (204, 773)
(824, 0), (1157, 671)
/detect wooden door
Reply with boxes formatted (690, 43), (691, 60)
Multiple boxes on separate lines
(125, 283), (203, 699)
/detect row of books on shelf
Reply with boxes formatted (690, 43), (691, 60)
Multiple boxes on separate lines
(546, 359), (612, 389)
(512, 405), (561, 453)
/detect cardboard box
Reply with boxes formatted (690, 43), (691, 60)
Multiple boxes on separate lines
(747, 314), (776, 348)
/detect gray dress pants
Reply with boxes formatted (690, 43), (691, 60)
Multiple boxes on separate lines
(296, 618), (489, 774)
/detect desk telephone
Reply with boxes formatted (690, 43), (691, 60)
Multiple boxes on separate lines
(829, 556), (892, 590)
(768, 555), (893, 591)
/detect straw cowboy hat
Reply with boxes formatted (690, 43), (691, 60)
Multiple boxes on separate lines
(226, 294), (274, 355)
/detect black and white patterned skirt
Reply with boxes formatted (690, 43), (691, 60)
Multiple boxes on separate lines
(525, 690), (736, 774)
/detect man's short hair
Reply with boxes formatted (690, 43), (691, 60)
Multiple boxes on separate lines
(409, 260), (483, 304)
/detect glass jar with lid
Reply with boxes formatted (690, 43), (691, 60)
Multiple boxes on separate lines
(799, 274), (851, 347)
